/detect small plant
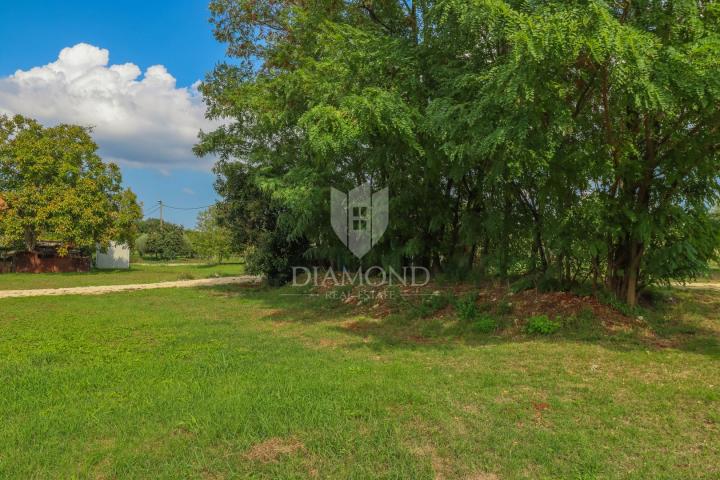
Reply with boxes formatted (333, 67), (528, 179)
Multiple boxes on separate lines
(526, 314), (561, 335)
(177, 273), (195, 280)
(408, 301), (433, 319)
(454, 293), (478, 322)
(472, 314), (497, 334)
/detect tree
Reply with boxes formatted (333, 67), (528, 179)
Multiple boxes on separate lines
(135, 233), (149, 257)
(197, 1), (720, 303)
(0, 114), (141, 254)
(430, 0), (720, 305)
(143, 220), (191, 260)
(192, 206), (235, 264)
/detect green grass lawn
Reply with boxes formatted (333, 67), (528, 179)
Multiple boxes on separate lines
(0, 283), (718, 479)
(0, 263), (245, 291)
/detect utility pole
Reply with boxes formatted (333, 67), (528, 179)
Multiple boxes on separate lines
(158, 200), (164, 227)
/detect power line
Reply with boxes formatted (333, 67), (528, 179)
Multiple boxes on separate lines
(144, 205), (160, 217)
(161, 203), (216, 211)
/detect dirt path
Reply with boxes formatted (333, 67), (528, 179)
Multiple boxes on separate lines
(679, 282), (720, 291)
(0, 276), (262, 299)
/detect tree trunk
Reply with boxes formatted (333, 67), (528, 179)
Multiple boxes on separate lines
(23, 227), (36, 252)
(499, 192), (511, 280)
(606, 238), (643, 307)
(625, 242), (643, 307)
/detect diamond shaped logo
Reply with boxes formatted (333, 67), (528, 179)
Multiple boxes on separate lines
(331, 183), (388, 259)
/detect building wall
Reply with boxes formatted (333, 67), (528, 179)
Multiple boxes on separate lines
(96, 242), (130, 269)
(13, 252), (91, 273)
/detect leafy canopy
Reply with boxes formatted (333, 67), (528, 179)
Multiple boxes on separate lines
(198, 0), (720, 304)
(0, 114), (141, 254)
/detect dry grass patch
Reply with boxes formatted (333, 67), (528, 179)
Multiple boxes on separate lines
(244, 437), (305, 463)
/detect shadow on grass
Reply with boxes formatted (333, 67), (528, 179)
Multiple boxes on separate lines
(205, 284), (720, 358)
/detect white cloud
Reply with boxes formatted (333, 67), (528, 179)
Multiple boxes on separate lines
(182, 187), (195, 195)
(0, 43), (219, 171)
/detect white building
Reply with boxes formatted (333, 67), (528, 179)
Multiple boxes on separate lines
(95, 242), (130, 269)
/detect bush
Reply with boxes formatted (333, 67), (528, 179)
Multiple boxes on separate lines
(472, 314), (497, 334)
(526, 315), (561, 335)
(510, 276), (535, 294)
(455, 293), (478, 322)
(424, 291), (452, 311)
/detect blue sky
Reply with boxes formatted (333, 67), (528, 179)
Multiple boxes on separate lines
(0, 0), (228, 227)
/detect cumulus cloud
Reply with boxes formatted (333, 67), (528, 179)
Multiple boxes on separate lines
(0, 43), (218, 171)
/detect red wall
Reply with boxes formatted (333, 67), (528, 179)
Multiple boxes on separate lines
(12, 252), (90, 273)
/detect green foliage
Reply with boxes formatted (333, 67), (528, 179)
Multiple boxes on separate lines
(197, 1), (720, 305)
(0, 114), (141, 253)
(134, 233), (149, 256)
(455, 293), (479, 322)
(510, 277), (535, 294)
(526, 315), (561, 335)
(144, 222), (191, 260)
(471, 314), (498, 334)
(193, 206), (236, 264)
(598, 291), (645, 318)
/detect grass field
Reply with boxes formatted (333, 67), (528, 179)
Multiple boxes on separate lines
(0, 263), (244, 291)
(0, 282), (718, 479)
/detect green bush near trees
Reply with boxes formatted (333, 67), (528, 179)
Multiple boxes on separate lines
(196, 1), (720, 305)
(526, 315), (562, 335)
(191, 206), (236, 264)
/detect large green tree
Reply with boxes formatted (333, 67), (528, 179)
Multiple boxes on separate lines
(193, 206), (236, 264)
(198, 0), (720, 304)
(142, 220), (192, 260)
(0, 115), (141, 254)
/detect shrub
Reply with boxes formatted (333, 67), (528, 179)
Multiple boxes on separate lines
(537, 276), (564, 293)
(455, 293), (478, 322)
(526, 315), (561, 335)
(510, 277), (535, 294)
(472, 314), (497, 334)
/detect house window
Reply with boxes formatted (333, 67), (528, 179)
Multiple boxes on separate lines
(352, 206), (368, 231)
